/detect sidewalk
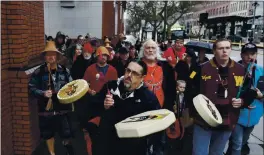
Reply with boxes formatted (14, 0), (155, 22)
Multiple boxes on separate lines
(31, 113), (88, 155)
(32, 114), (263, 155)
(224, 117), (264, 155)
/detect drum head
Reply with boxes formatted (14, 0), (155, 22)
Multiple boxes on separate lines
(193, 94), (222, 127)
(115, 109), (176, 138)
(57, 79), (89, 104)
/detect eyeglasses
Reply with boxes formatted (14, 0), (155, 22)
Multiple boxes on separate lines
(125, 68), (142, 77)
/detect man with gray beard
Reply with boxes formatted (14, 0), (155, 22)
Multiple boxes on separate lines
(139, 39), (176, 155)
(92, 61), (161, 155)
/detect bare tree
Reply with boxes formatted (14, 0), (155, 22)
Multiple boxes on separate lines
(126, 1), (200, 40)
(159, 1), (199, 38)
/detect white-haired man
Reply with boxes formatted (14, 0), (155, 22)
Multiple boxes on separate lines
(139, 39), (176, 154)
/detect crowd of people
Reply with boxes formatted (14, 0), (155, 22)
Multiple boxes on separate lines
(29, 32), (263, 155)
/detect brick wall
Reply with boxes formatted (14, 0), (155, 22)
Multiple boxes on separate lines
(101, 1), (125, 46)
(1, 2), (14, 155)
(117, 2), (124, 35)
(102, 1), (115, 38)
(1, 1), (44, 155)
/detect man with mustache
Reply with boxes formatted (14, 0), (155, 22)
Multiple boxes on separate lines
(71, 42), (95, 80)
(82, 46), (118, 154)
(83, 46), (118, 95)
(139, 39), (176, 154)
(93, 61), (161, 155)
(139, 39), (176, 112)
(28, 41), (75, 155)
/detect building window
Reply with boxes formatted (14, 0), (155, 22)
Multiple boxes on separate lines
(219, 8), (221, 15)
(213, 9), (215, 15)
(216, 8), (218, 15)
(246, 2), (248, 9)
(226, 6), (228, 13)
(222, 7), (225, 14)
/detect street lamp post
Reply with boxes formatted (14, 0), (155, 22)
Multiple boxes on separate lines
(141, 20), (146, 42)
(163, 1), (168, 41)
(252, 1), (259, 43)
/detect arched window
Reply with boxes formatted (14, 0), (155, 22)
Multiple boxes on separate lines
(213, 9), (215, 15)
(222, 7), (225, 13)
(219, 8), (221, 15)
(226, 6), (228, 13)
(216, 8), (218, 15)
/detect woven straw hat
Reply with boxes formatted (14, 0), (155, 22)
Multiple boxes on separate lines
(42, 41), (63, 57)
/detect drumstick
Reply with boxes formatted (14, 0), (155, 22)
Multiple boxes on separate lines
(236, 59), (254, 99)
(107, 83), (111, 95)
(46, 63), (53, 111)
(105, 83), (114, 107)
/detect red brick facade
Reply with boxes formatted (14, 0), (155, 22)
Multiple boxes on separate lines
(1, 1), (44, 155)
(102, 1), (125, 39)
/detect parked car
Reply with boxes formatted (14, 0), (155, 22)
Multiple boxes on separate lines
(227, 35), (243, 42)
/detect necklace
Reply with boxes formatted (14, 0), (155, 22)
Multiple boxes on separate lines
(216, 68), (228, 98)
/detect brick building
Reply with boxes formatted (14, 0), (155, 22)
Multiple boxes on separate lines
(182, 1), (263, 39)
(2, 1), (45, 155)
(1, 1), (125, 155)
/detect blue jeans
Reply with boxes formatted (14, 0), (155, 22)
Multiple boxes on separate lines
(229, 124), (255, 155)
(192, 124), (232, 155)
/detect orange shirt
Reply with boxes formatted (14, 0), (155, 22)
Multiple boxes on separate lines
(144, 64), (164, 107)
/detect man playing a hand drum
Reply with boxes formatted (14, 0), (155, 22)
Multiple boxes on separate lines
(190, 39), (253, 155)
(92, 61), (161, 155)
(28, 41), (75, 155)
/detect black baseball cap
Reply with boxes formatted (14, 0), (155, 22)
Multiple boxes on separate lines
(241, 43), (257, 54)
(118, 47), (129, 54)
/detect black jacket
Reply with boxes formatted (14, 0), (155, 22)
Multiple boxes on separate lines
(110, 58), (131, 77)
(28, 63), (73, 112)
(71, 55), (94, 80)
(156, 61), (177, 111)
(174, 60), (200, 111)
(94, 79), (160, 155)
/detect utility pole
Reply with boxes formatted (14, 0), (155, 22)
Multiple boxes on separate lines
(163, 1), (168, 41)
(252, 1), (259, 43)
